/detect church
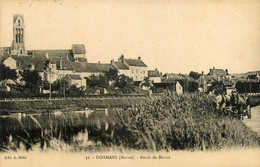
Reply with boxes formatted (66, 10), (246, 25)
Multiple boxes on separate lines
(0, 14), (117, 89)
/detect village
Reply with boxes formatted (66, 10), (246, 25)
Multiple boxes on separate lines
(0, 15), (260, 98)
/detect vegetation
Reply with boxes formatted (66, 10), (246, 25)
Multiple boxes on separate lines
(0, 92), (259, 152)
(109, 92), (259, 151)
(0, 64), (18, 81)
(207, 81), (225, 94)
(189, 71), (201, 80)
(20, 70), (42, 94)
(114, 74), (134, 93)
(236, 81), (260, 93)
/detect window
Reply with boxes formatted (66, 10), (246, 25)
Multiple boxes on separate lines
(20, 50), (22, 54)
(18, 20), (20, 26)
(143, 70), (145, 74)
(132, 69), (134, 73)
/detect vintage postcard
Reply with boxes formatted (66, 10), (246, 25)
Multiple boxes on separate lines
(0, 0), (259, 167)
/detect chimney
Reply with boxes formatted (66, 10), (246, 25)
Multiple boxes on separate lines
(121, 55), (125, 62)
(225, 69), (228, 74)
(209, 69), (212, 75)
(98, 61), (101, 63)
(202, 71), (204, 76)
(213, 67), (215, 70)
(138, 56), (141, 60)
(60, 59), (63, 70)
(110, 59), (115, 64)
(155, 68), (158, 71)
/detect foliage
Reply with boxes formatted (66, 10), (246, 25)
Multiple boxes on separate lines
(207, 81), (225, 95)
(114, 74), (134, 93)
(104, 68), (118, 81)
(189, 71), (201, 80)
(236, 81), (260, 93)
(86, 74), (109, 89)
(109, 92), (259, 151)
(0, 64), (18, 81)
(20, 70), (42, 94)
(188, 81), (199, 92)
(50, 79), (69, 93)
(67, 85), (85, 97)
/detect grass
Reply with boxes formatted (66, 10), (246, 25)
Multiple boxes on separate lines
(109, 91), (260, 151)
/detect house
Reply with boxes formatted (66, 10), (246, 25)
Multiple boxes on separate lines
(207, 67), (231, 80)
(64, 74), (86, 88)
(113, 55), (148, 81)
(71, 62), (117, 79)
(148, 68), (161, 83)
(152, 81), (183, 95)
(1, 56), (17, 70)
(111, 60), (130, 76)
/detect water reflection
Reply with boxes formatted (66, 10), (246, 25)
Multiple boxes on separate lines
(0, 109), (118, 152)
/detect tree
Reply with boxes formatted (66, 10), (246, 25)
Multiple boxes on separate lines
(104, 68), (118, 81)
(188, 81), (199, 92)
(86, 74), (109, 89)
(207, 81), (225, 95)
(21, 70), (42, 94)
(114, 74), (134, 93)
(0, 64), (18, 81)
(51, 79), (69, 93)
(189, 71), (201, 80)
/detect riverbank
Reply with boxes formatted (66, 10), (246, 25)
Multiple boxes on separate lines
(0, 97), (152, 114)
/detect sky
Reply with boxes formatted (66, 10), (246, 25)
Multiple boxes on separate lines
(0, 0), (259, 74)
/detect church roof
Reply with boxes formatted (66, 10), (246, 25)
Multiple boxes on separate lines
(50, 58), (75, 71)
(27, 49), (74, 61)
(72, 44), (86, 54)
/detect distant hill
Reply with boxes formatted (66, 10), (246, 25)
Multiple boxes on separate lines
(231, 70), (260, 78)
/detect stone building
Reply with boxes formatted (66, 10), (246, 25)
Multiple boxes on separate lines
(112, 55), (148, 81)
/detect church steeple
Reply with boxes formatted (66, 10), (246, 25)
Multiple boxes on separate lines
(11, 14), (27, 56)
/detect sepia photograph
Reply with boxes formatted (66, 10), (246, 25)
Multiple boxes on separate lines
(0, 0), (259, 166)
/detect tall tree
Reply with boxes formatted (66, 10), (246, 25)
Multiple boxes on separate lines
(0, 64), (18, 81)
(21, 70), (42, 94)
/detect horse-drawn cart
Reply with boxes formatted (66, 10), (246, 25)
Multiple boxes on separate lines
(214, 93), (251, 120)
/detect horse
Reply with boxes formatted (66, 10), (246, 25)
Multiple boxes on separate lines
(230, 93), (251, 120)
(214, 94), (230, 115)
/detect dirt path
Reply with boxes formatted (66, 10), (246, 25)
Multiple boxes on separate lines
(243, 105), (260, 134)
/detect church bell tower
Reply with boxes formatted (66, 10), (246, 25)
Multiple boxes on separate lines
(11, 14), (27, 56)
